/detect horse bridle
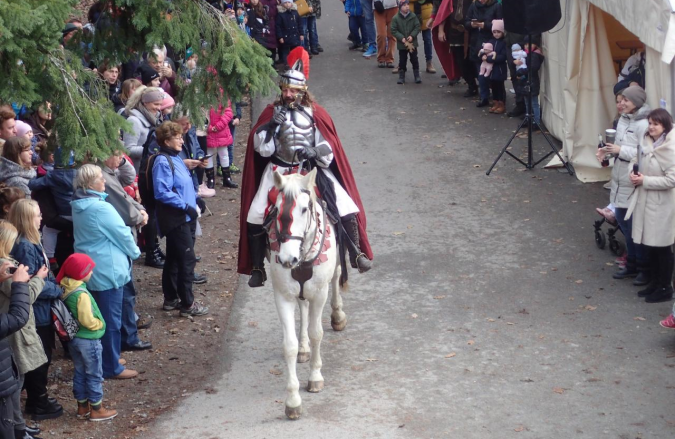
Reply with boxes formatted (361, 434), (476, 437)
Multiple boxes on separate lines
(275, 189), (327, 269)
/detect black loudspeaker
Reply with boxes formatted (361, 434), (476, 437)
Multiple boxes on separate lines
(502, 0), (562, 35)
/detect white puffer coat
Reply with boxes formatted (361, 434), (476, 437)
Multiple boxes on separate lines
(610, 105), (650, 208)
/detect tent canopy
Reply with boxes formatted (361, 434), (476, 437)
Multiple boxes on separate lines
(541, 0), (675, 182)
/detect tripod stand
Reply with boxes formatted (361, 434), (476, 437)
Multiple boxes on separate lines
(486, 34), (574, 176)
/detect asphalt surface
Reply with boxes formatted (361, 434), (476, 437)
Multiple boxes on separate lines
(149, 4), (675, 438)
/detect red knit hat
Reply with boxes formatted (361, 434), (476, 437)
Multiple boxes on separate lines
(56, 253), (96, 284)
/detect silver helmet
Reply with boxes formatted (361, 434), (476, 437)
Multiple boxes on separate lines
(279, 59), (307, 92)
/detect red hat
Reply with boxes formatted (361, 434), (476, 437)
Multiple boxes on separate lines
(56, 253), (96, 284)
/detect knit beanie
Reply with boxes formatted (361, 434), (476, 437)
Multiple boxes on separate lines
(492, 19), (504, 33)
(399, 0), (409, 8)
(511, 43), (522, 52)
(56, 253), (96, 284)
(141, 88), (165, 104)
(15, 121), (33, 138)
(138, 64), (160, 86)
(159, 95), (175, 111)
(622, 85), (647, 109)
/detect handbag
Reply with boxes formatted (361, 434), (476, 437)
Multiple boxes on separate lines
(374, 0), (385, 13)
(295, 0), (312, 17)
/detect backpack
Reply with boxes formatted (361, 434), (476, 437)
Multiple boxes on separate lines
(52, 298), (79, 342)
(614, 52), (646, 95)
(144, 152), (175, 210)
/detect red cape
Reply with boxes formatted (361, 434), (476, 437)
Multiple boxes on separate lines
(431, 0), (461, 81)
(237, 103), (374, 275)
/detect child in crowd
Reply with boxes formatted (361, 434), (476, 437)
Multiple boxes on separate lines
(391, 0), (421, 85)
(345, 0), (365, 51)
(207, 101), (238, 188)
(160, 94), (175, 121)
(514, 41), (545, 125)
(57, 253), (118, 421)
(484, 19), (507, 114)
(276, 0), (303, 67)
(511, 44), (527, 71)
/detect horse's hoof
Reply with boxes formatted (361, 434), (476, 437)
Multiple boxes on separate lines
(285, 404), (302, 420)
(307, 380), (324, 393)
(331, 316), (347, 332)
(297, 352), (310, 363)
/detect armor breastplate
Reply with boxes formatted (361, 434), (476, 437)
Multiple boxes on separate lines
(274, 106), (315, 164)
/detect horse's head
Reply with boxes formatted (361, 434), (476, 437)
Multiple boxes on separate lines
(272, 168), (318, 269)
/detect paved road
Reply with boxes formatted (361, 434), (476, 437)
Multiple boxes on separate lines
(149, 4), (675, 438)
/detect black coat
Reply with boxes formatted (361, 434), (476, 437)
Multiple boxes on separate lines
(276, 9), (303, 48)
(0, 281), (30, 398)
(485, 38), (508, 81)
(248, 6), (269, 47)
(514, 51), (544, 97)
(464, 0), (502, 62)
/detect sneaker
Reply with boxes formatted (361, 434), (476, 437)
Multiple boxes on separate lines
(363, 46), (377, 57)
(316, 45), (324, 52)
(603, 181), (611, 190)
(348, 43), (362, 51)
(89, 403), (118, 422)
(216, 166), (223, 177)
(645, 286), (674, 303)
(660, 314), (675, 329)
(193, 273), (208, 284)
(180, 302), (209, 317)
(198, 183), (216, 198)
(162, 299), (182, 311)
(229, 164), (240, 174)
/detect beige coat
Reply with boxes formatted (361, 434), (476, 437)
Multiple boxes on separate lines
(626, 130), (675, 247)
(0, 257), (47, 375)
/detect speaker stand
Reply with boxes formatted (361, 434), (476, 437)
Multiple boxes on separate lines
(486, 35), (574, 176)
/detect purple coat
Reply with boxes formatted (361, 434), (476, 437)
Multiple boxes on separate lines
(260, 0), (279, 49)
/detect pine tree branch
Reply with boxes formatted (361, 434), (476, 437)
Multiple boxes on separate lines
(48, 53), (90, 138)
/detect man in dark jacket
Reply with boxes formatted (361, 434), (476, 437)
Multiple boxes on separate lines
(0, 263), (32, 439)
(464, 0), (502, 105)
(276, 0), (304, 67)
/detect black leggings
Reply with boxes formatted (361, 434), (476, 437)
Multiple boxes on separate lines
(23, 325), (54, 403)
(647, 245), (674, 288)
(398, 48), (419, 72)
(490, 80), (506, 102)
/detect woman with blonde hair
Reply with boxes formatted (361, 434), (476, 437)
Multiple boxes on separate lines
(71, 164), (141, 379)
(0, 137), (36, 196)
(0, 220), (48, 438)
(122, 85), (164, 173)
(9, 199), (64, 420)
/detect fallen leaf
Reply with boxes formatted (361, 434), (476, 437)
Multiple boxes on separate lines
(506, 322), (515, 325)
(584, 305), (597, 311)
(472, 164), (481, 168)
(634, 317), (646, 321)
(269, 368), (283, 376)
(467, 340), (475, 345)
(365, 358), (378, 362)
(553, 387), (565, 394)
(393, 231), (405, 236)
(433, 295), (446, 299)
(575, 280), (583, 284)
(411, 313), (418, 319)
(486, 318), (496, 322)
(445, 352), (456, 358)
(514, 426), (524, 432)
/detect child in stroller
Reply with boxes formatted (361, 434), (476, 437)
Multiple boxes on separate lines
(595, 203), (626, 264)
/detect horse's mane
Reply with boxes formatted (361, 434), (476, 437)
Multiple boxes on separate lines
(280, 173), (317, 204)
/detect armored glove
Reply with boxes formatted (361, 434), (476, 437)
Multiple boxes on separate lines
(272, 105), (287, 126)
(297, 144), (332, 161)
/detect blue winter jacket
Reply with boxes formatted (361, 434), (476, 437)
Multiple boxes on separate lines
(345, 0), (362, 17)
(152, 149), (197, 226)
(71, 189), (141, 291)
(11, 238), (62, 326)
(276, 9), (303, 47)
(179, 126), (206, 191)
(28, 168), (78, 217)
(485, 38), (508, 82)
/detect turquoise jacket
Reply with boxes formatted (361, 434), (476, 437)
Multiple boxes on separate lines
(71, 189), (141, 291)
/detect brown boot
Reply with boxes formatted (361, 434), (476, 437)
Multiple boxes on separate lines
(488, 101), (499, 113)
(111, 368), (138, 379)
(89, 403), (118, 422)
(493, 101), (506, 114)
(426, 61), (436, 74)
(76, 401), (90, 420)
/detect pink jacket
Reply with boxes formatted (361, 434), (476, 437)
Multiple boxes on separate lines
(207, 102), (233, 148)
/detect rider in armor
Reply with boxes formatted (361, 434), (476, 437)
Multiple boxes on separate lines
(238, 48), (373, 287)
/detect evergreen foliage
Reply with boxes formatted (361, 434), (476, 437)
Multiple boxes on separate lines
(0, 0), (275, 160)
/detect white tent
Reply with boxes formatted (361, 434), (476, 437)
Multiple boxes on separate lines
(541, 0), (675, 181)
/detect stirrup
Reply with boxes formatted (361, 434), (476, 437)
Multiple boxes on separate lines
(248, 268), (267, 288)
(355, 253), (372, 273)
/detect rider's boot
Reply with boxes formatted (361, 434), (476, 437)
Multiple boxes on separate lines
(342, 214), (372, 273)
(247, 223), (268, 288)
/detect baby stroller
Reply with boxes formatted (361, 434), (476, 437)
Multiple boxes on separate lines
(594, 207), (625, 256)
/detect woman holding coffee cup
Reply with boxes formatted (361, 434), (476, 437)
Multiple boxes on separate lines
(597, 85), (650, 283)
(625, 108), (675, 304)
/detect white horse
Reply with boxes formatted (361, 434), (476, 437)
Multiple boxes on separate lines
(268, 168), (347, 420)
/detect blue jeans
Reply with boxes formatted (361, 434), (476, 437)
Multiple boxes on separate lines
(228, 126), (236, 166)
(300, 17), (309, 50)
(525, 96), (541, 125)
(422, 29), (432, 62)
(121, 279), (139, 347)
(305, 15), (319, 50)
(69, 338), (104, 404)
(474, 61), (490, 101)
(615, 207), (647, 267)
(91, 287), (124, 378)
(360, 0), (376, 46)
(349, 15), (366, 45)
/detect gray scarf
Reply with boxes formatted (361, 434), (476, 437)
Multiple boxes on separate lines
(138, 105), (161, 127)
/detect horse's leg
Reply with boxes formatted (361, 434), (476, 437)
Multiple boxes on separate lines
(275, 293), (302, 420)
(307, 284), (328, 393)
(297, 298), (311, 363)
(330, 264), (347, 331)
